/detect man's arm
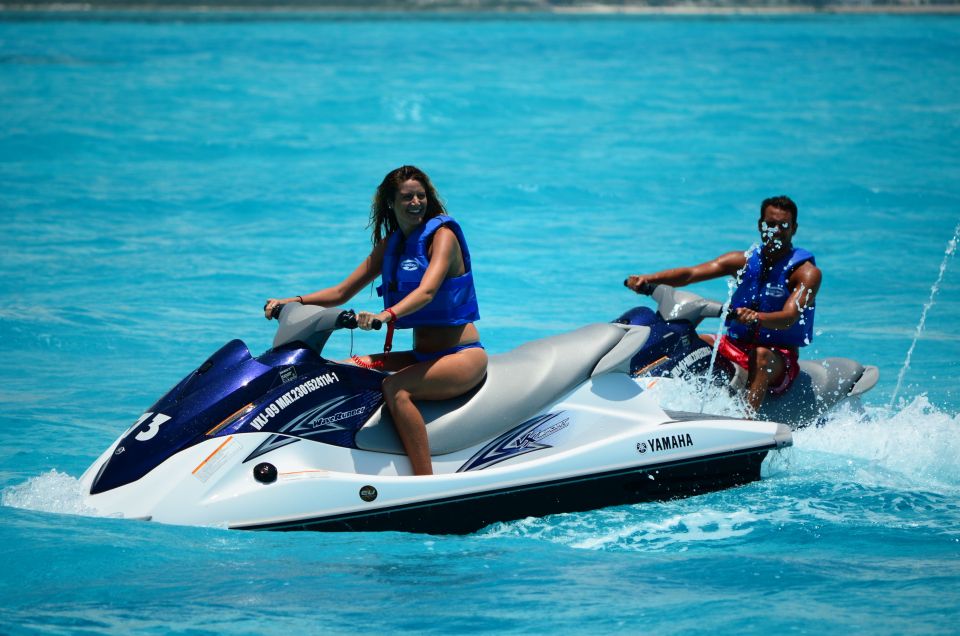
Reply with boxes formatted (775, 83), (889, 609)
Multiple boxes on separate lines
(732, 261), (822, 329)
(626, 251), (747, 292)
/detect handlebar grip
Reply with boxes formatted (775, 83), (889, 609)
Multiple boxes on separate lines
(624, 279), (659, 296)
(270, 304), (283, 320)
(338, 311), (383, 330)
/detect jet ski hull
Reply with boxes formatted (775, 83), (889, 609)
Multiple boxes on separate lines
(80, 375), (790, 535)
(79, 306), (793, 535)
(235, 449), (771, 534)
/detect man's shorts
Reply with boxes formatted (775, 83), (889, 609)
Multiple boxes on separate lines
(717, 336), (800, 396)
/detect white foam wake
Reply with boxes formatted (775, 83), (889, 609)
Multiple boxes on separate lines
(648, 377), (960, 491)
(1, 469), (96, 516)
(796, 395), (960, 491)
(480, 506), (760, 551)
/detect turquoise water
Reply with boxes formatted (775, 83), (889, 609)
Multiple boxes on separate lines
(2, 13), (960, 634)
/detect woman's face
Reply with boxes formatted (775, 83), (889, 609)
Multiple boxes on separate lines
(392, 179), (429, 231)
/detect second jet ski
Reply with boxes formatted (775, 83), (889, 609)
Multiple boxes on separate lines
(616, 284), (879, 427)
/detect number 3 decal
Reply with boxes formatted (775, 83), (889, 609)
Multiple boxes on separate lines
(134, 412), (172, 441)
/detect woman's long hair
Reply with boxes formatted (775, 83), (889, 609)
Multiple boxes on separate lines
(369, 165), (448, 245)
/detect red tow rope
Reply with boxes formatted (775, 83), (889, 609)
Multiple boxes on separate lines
(383, 308), (397, 354)
(351, 309), (396, 371)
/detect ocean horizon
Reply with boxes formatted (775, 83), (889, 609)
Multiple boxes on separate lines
(4, 0), (960, 15)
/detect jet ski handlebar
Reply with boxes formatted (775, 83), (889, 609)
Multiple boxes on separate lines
(272, 303), (381, 353)
(622, 280), (724, 325)
(623, 279), (659, 296)
(338, 310), (382, 331)
(268, 303), (381, 330)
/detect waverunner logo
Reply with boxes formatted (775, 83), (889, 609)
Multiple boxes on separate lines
(637, 433), (694, 454)
(458, 412), (570, 472)
(275, 394), (370, 436)
(400, 259), (419, 272)
(309, 406), (366, 430)
(249, 372), (340, 431)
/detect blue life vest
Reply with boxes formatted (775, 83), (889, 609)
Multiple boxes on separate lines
(376, 215), (480, 329)
(726, 246), (816, 347)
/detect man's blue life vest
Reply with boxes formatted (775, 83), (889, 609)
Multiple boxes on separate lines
(726, 246), (816, 347)
(376, 215), (480, 329)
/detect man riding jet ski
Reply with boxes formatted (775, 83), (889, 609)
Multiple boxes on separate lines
(615, 284), (878, 427)
(624, 196), (877, 425)
(78, 303), (792, 534)
(627, 196), (820, 415)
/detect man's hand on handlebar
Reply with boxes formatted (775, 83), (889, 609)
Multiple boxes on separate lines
(732, 307), (761, 325)
(624, 275), (657, 295)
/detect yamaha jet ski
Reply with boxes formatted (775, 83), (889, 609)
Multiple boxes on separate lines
(616, 283), (879, 427)
(79, 302), (792, 535)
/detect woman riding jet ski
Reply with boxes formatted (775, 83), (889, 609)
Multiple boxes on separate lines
(264, 165), (486, 477)
(79, 301), (793, 535)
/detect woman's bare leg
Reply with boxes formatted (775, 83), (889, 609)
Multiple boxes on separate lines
(381, 348), (488, 476)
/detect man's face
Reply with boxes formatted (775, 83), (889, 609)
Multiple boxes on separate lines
(758, 206), (795, 253)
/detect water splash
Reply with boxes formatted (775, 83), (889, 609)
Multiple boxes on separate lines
(479, 506), (759, 552)
(1, 469), (96, 516)
(889, 223), (960, 407)
(803, 395), (960, 491)
(702, 243), (759, 412)
(645, 374), (750, 419)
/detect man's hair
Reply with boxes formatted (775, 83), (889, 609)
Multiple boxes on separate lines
(760, 195), (798, 225)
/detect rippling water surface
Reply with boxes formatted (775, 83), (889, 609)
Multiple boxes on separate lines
(2, 12), (959, 634)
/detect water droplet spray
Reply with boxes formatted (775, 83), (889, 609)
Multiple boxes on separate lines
(889, 222), (959, 407)
(702, 243), (759, 412)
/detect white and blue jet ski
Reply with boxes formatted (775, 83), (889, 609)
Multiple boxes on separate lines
(617, 283), (879, 427)
(79, 302), (792, 534)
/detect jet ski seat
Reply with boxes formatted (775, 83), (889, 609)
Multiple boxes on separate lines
(354, 323), (640, 455)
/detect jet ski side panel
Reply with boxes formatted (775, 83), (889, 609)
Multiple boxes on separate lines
(234, 449), (770, 534)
